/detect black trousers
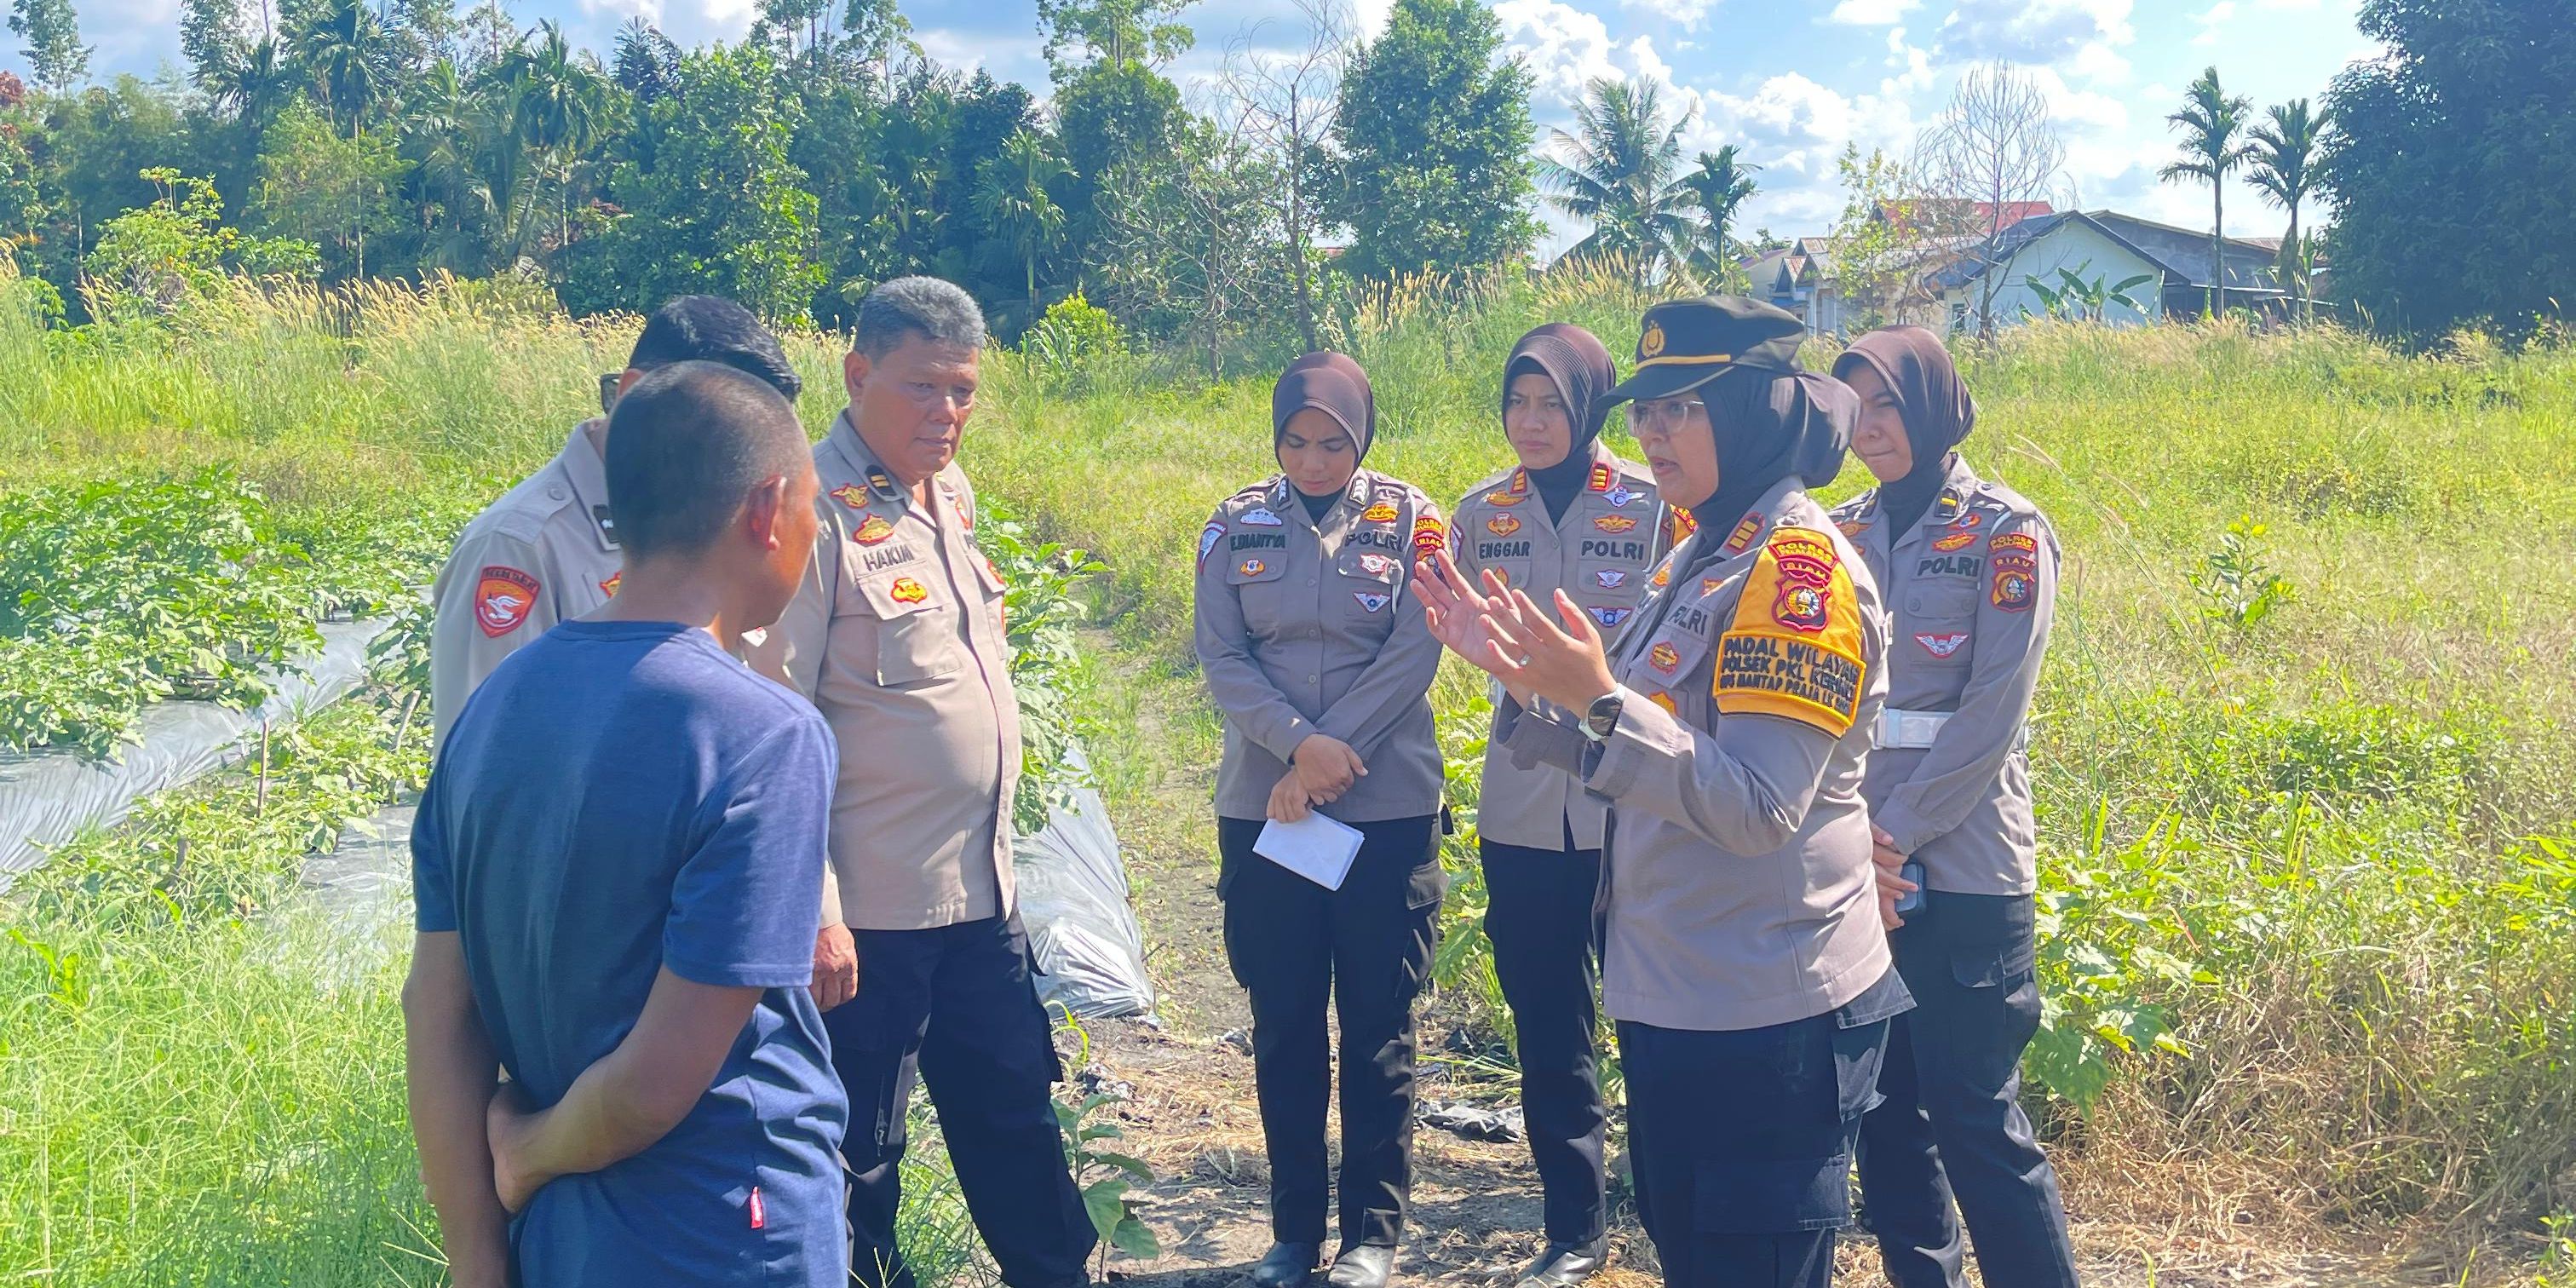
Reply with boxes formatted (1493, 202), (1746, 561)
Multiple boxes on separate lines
(1218, 814), (1445, 1251)
(1855, 893), (2080, 1288)
(1481, 837), (1608, 1245)
(1620, 969), (1908, 1288)
(824, 913), (1096, 1288)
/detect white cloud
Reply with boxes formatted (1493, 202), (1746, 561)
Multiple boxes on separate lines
(1492, 0), (1621, 108)
(2190, 0), (2236, 46)
(1826, 0), (1918, 25)
(1619, 0), (1717, 33)
(577, 0), (664, 26)
(1881, 25), (1935, 95)
(1936, 0), (2134, 65)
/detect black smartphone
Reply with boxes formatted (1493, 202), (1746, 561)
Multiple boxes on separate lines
(1895, 860), (1927, 917)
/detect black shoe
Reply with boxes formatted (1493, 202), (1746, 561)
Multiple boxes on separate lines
(1514, 1239), (1607, 1288)
(1325, 1245), (1395, 1288)
(1248, 1241), (1321, 1288)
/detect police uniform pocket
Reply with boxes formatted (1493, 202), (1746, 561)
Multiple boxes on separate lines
(1403, 848), (1448, 911)
(1946, 936), (2038, 991)
(1338, 549), (1403, 623)
(854, 570), (963, 687)
(1690, 1153), (1854, 1234)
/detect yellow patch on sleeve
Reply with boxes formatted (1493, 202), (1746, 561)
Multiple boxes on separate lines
(1711, 526), (1868, 736)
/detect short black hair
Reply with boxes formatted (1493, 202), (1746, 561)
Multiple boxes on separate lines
(604, 361), (811, 559)
(626, 295), (804, 401)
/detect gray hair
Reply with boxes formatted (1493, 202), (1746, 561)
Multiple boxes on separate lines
(854, 277), (986, 357)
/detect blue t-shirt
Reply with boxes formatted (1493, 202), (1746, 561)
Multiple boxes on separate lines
(414, 620), (848, 1286)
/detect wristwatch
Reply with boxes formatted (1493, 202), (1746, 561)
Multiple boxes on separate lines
(1580, 692), (1624, 742)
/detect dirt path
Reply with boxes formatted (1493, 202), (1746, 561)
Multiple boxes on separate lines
(1062, 630), (2527, 1288)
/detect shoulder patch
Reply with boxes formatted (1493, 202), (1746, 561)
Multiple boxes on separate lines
(1667, 508), (1699, 547)
(474, 566), (541, 638)
(1712, 528), (1866, 737)
(1412, 511), (1446, 561)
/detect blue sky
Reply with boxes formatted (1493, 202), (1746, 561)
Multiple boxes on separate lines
(23, 0), (2378, 251)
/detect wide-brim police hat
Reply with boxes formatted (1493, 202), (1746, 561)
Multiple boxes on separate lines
(1601, 296), (1809, 408)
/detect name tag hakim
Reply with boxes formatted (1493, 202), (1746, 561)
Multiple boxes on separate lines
(861, 544), (919, 572)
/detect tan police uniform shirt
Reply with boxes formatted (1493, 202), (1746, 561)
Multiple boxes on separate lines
(1830, 454), (2058, 896)
(1497, 476), (1891, 1032)
(429, 421), (626, 745)
(1193, 471), (1448, 824)
(1451, 444), (1680, 850)
(748, 412), (1019, 933)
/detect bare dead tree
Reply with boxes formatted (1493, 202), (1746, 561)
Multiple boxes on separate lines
(1909, 60), (2067, 335)
(1091, 88), (1287, 380)
(1222, 0), (1351, 353)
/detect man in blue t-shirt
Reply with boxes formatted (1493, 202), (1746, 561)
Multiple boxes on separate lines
(403, 359), (849, 1287)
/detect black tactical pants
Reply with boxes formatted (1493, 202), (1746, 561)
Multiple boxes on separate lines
(1856, 892), (2080, 1288)
(1219, 814), (1445, 1251)
(825, 913), (1096, 1288)
(1620, 969), (1908, 1288)
(1480, 837), (1609, 1246)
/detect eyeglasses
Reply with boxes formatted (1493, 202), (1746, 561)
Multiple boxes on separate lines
(1625, 397), (1705, 438)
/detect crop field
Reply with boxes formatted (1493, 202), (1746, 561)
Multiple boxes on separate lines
(1, 261), (2573, 1284)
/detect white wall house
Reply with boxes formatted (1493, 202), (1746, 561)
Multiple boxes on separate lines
(1939, 216), (2165, 334)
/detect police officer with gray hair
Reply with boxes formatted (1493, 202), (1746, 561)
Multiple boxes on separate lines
(749, 277), (1095, 1288)
(1414, 297), (1910, 1288)
(1830, 327), (2078, 1288)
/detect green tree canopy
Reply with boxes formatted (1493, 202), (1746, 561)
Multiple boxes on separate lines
(1327, 0), (1538, 281)
(1538, 77), (1693, 286)
(2323, 0), (2575, 339)
(2159, 66), (2257, 316)
(9, 0), (89, 93)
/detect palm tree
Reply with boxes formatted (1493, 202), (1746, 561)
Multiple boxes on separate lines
(974, 129), (1072, 317)
(2159, 66), (2258, 318)
(499, 21), (609, 256)
(205, 36), (286, 124)
(2249, 97), (2329, 321)
(1538, 78), (1696, 287)
(295, 0), (385, 137)
(1676, 145), (1759, 288)
(403, 57), (498, 269)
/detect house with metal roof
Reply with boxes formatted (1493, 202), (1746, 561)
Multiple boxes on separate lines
(1932, 209), (2291, 334)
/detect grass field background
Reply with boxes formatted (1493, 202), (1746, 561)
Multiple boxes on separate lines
(2, 260), (2572, 1279)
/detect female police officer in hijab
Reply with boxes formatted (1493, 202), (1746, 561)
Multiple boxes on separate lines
(1193, 352), (1451, 1288)
(1448, 324), (1679, 1288)
(1827, 327), (2078, 1288)
(1413, 297), (1911, 1288)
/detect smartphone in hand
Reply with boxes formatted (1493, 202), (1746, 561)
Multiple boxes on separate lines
(1894, 860), (1927, 917)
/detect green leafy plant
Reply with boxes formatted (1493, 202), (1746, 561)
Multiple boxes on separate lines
(2027, 260), (2159, 323)
(977, 499), (1107, 835)
(2188, 515), (2294, 631)
(1049, 1009), (1160, 1275)
(2027, 813), (2213, 1114)
(2537, 1212), (2576, 1286)
(1021, 290), (1130, 394)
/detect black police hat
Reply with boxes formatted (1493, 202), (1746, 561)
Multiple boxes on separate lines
(1601, 296), (1808, 408)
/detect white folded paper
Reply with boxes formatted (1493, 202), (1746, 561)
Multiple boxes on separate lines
(1252, 812), (1366, 891)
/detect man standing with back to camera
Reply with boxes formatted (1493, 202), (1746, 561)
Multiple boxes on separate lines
(748, 276), (1096, 1288)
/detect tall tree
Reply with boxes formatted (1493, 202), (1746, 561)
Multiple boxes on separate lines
(1222, 0), (1349, 351)
(611, 17), (680, 103)
(974, 127), (1069, 316)
(1034, 0), (1194, 73)
(296, 0), (388, 135)
(1328, 0), (1538, 280)
(498, 20), (609, 255)
(9, 0), (89, 93)
(180, 0), (249, 92)
(204, 37), (290, 124)
(1677, 145), (1757, 287)
(2159, 66), (2257, 318)
(2323, 0), (2573, 339)
(251, 95), (405, 276)
(1912, 60), (2065, 333)
(2247, 98), (2327, 320)
(1538, 77), (1692, 286)
(578, 43), (823, 321)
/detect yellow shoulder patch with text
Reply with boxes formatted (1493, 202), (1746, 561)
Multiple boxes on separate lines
(1712, 526), (1866, 737)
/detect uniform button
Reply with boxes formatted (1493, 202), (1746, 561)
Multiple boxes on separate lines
(1307, 577), (1318, 587)
(547, 485), (566, 501)
(1306, 675), (1318, 684)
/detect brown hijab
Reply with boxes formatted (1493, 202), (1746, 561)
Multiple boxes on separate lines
(1833, 326), (1975, 532)
(1273, 351), (1377, 463)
